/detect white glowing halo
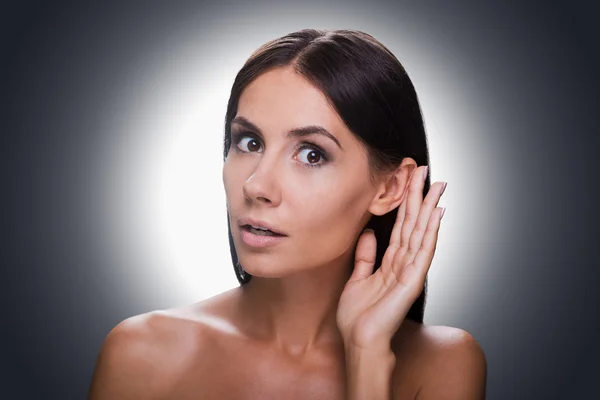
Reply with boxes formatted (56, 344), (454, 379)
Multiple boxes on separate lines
(99, 10), (505, 322)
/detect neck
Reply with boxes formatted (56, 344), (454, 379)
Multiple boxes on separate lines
(237, 252), (354, 357)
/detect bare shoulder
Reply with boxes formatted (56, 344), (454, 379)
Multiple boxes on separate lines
(87, 304), (223, 400)
(392, 321), (487, 399)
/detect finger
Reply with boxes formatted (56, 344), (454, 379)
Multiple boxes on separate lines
(380, 209), (442, 324)
(349, 229), (377, 282)
(399, 166), (428, 251)
(388, 168), (416, 247)
(406, 181), (446, 262)
(381, 169), (415, 276)
(382, 166), (422, 282)
(407, 206), (444, 289)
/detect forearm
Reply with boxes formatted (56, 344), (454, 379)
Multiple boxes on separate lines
(345, 345), (396, 400)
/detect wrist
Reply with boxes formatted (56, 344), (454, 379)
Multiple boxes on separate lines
(345, 345), (396, 368)
(344, 347), (396, 400)
(343, 339), (394, 357)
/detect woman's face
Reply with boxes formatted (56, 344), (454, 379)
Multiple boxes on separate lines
(223, 66), (380, 278)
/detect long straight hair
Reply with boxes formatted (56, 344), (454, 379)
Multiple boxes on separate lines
(223, 29), (431, 323)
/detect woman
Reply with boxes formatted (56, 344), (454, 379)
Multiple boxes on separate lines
(89, 29), (487, 399)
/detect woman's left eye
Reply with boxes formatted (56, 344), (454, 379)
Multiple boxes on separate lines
(296, 146), (327, 168)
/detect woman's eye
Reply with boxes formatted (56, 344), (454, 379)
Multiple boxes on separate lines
(296, 147), (325, 166)
(237, 136), (262, 153)
(233, 133), (327, 168)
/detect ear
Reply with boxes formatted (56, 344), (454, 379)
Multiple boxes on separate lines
(368, 158), (418, 216)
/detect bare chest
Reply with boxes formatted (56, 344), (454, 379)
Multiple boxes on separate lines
(162, 349), (421, 400)
(153, 317), (424, 400)
(164, 342), (347, 400)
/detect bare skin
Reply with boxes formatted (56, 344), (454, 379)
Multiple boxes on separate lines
(88, 292), (483, 399)
(89, 66), (486, 399)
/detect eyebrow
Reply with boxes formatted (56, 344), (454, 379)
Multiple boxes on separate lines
(231, 116), (344, 151)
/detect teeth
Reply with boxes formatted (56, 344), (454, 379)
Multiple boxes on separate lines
(250, 225), (269, 231)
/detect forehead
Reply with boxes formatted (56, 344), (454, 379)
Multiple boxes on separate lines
(236, 66), (349, 138)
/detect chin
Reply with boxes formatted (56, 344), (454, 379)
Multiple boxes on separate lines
(238, 257), (292, 279)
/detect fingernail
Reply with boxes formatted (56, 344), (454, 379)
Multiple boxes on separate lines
(363, 228), (374, 234)
(423, 166), (428, 181)
(441, 182), (447, 195)
(440, 208), (446, 219)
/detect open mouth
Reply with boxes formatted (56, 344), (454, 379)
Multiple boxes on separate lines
(241, 225), (286, 237)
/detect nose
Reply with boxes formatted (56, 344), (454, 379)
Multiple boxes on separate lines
(242, 156), (282, 207)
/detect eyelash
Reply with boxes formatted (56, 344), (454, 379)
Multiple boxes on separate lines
(231, 131), (329, 168)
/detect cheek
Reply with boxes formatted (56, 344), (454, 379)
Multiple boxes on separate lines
(290, 166), (371, 224)
(222, 160), (243, 200)
(291, 180), (369, 246)
(282, 196), (365, 270)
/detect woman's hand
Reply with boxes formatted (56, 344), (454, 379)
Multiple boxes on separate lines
(336, 165), (447, 352)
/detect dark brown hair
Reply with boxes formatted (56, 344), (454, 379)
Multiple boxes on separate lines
(223, 29), (431, 323)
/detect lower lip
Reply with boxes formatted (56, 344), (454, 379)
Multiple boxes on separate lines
(240, 227), (287, 248)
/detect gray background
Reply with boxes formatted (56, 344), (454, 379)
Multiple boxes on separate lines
(3, 1), (599, 399)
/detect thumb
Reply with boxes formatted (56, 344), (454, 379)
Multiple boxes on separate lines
(349, 229), (377, 282)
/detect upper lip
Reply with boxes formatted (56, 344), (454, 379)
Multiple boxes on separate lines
(238, 217), (287, 236)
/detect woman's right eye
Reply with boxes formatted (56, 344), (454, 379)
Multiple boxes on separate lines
(236, 135), (263, 153)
